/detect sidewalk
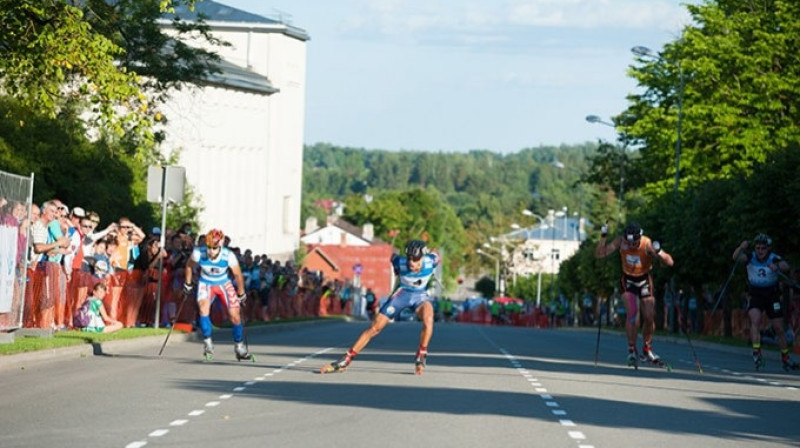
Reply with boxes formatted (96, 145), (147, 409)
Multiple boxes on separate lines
(0, 319), (342, 371)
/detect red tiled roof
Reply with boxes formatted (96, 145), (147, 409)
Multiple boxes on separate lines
(314, 199), (337, 214)
(303, 244), (395, 298)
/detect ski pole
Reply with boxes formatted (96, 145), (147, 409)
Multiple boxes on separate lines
(710, 258), (740, 316)
(432, 275), (445, 293)
(158, 290), (191, 356)
(777, 271), (800, 289)
(594, 299), (602, 366)
(672, 281), (703, 374)
(242, 306), (251, 354)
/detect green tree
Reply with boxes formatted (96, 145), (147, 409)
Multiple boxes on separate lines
(623, 0), (800, 195)
(0, 0), (218, 144)
(0, 0), (214, 227)
(343, 187), (468, 284)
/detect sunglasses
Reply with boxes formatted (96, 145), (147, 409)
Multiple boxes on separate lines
(80, 224), (93, 229)
(120, 225), (133, 229)
(90, 219), (100, 224)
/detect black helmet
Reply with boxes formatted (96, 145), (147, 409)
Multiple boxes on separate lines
(753, 233), (772, 247)
(405, 239), (427, 259)
(624, 222), (642, 242)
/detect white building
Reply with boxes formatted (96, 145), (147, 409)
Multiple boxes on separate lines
(157, 1), (307, 259)
(300, 218), (378, 247)
(506, 211), (585, 276)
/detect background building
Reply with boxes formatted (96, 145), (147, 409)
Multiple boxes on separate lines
(300, 217), (395, 299)
(158, 1), (307, 259)
(507, 210), (585, 276)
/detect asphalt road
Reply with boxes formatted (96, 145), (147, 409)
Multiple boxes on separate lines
(0, 320), (798, 448)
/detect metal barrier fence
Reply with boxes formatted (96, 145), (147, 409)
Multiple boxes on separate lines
(0, 169), (34, 331)
(20, 265), (357, 331)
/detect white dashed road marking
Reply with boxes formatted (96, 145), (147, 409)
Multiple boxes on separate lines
(498, 348), (595, 448)
(124, 347), (333, 447)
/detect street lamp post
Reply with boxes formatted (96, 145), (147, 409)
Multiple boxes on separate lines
(552, 161), (584, 241)
(631, 45), (685, 199)
(522, 209), (550, 307)
(586, 114), (625, 224)
(520, 209), (548, 307)
(486, 237), (509, 297)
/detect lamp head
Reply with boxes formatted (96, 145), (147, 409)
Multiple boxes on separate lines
(631, 45), (654, 58)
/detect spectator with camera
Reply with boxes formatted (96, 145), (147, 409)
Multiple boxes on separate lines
(109, 217), (144, 272)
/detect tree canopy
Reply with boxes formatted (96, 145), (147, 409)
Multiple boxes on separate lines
(0, 0), (215, 145)
(560, 0), (800, 328)
(0, 0), (212, 227)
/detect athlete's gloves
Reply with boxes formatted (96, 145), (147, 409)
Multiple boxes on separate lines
(600, 224), (609, 237)
(238, 292), (247, 305)
(652, 240), (662, 255)
(183, 282), (192, 295)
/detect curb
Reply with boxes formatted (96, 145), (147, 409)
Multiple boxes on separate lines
(0, 318), (346, 371)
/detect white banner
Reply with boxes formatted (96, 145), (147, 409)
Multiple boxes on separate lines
(0, 225), (17, 313)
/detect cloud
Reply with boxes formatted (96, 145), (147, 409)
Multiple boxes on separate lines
(340, 0), (693, 46)
(506, 0), (692, 30)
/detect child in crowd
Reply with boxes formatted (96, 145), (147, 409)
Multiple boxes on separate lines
(81, 282), (123, 333)
(91, 239), (111, 279)
(106, 237), (125, 272)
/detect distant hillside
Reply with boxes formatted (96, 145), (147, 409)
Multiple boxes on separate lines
(302, 142), (600, 227)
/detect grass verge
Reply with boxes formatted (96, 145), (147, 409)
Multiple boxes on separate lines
(0, 328), (170, 356)
(1, 315), (349, 357)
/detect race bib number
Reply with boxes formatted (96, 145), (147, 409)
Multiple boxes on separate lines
(625, 254), (642, 267)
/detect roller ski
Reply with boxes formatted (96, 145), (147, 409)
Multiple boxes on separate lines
(626, 349), (639, 370)
(414, 351), (427, 375)
(235, 342), (255, 362)
(202, 337), (214, 362)
(781, 354), (798, 372)
(640, 349), (672, 371)
(319, 354), (351, 374)
(753, 352), (766, 371)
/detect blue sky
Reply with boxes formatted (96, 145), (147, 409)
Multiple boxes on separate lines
(220, 0), (694, 153)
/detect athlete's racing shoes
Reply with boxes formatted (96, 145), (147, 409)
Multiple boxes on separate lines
(320, 355), (351, 374)
(202, 337), (214, 360)
(754, 353), (766, 370)
(414, 353), (427, 375)
(782, 357), (799, 372)
(234, 342), (253, 361)
(640, 349), (661, 364)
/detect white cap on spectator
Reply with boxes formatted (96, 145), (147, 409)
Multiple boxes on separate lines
(61, 204), (69, 215)
(72, 206), (86, 218)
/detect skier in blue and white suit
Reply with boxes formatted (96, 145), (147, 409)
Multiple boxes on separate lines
(320, 239), (440, 375)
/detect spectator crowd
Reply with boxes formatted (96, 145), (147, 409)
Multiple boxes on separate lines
(0, 197), (374, 332)
(3, 197), (797, 342)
